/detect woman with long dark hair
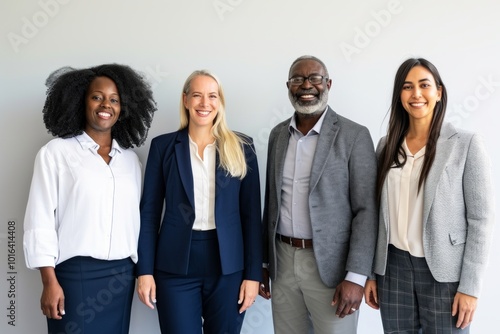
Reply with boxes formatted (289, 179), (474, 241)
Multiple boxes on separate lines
(364, 58), (494, 333)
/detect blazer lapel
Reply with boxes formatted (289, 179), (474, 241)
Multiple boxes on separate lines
(175, 129), (195, 209)
(214, 152), (226, 199)
(310, 108), (339, 192)
(274, 121), (291, 199)
(381, 178), (390, 234)
(422, 123), (457, 224)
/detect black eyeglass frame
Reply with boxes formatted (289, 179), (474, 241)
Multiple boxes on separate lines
(287, 75), (328, 86)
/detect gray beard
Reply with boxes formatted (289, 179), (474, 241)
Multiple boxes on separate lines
(289, 90), (329, 116)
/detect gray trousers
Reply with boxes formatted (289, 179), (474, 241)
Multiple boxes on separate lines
(271, 240), (358, 334)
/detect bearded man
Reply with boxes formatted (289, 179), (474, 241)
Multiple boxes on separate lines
(259, 55), (378, 334)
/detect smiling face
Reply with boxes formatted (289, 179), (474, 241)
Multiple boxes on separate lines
(400, 65), (442, 125)
(183, 75), (219, 131)
(287, 59), (331, 115)
(84, 76), (121, 137)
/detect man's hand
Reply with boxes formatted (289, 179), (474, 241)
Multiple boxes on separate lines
(332, 280), (363, 318)
(259, 268), (271, 300)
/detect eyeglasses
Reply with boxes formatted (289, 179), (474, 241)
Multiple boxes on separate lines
(288, 75), (327, 86)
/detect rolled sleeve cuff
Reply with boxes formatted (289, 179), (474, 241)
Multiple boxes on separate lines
(23, 229), (58, 269)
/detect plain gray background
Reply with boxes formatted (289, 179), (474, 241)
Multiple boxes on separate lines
(1, 0), (498, 333)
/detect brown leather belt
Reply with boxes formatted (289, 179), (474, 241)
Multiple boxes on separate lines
(276, 233), (313, 249)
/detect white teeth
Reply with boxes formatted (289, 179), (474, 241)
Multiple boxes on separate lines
(410, 103), (425, 107)
(197, 110), (210, 116)
(98, 112), (111, 117)
(301, 95), (314, 99)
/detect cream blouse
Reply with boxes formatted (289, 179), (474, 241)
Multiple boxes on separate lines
(387, 139), (426, 257)
(188, 135), (216, 231)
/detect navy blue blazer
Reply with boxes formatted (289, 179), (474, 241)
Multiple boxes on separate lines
(137, 128), (262, 282)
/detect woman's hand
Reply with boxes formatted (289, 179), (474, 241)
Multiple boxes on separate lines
(453, 292), (477, 329)
(238, 279), (259, 314)
(137, 275), (157, 309)
(40, 267), (65, 319)
(364, 279), (379, 309)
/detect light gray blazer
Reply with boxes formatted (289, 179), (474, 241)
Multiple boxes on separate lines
(263, 107), (378, 287)
(373, 122), (495, 297)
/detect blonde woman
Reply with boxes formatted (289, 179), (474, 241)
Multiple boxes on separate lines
(137, 70), (262, 333)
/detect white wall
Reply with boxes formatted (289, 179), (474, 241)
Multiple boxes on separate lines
(1, 0), (499, 333)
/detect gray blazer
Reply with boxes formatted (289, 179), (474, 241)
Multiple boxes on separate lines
(373, 122), (495, 297)
(263, 107), (378, 288)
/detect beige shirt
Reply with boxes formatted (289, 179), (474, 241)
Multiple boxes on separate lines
(387, 139), (425, 257)
(189, 136), (216, 231)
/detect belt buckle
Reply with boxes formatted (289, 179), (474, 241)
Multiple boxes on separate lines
(301, 239), (305, 249)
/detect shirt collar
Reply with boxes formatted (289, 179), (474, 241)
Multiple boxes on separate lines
(75, 132), (122, 156)
(188, 135), (216, 148)
(289, 106), (329, 136)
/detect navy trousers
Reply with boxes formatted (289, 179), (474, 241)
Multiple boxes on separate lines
(48, 256), (135, 334)
(155, 229), (245, 334)
(377, 245), (468, 334)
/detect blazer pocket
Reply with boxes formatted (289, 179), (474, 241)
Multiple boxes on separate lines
(448, 230), (467, 246)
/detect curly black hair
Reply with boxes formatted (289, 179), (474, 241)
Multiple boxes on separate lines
(42, 63), (157, 148)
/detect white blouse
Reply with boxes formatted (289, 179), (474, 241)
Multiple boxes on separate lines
(387, 139), (425, 257)
(189, 136), (216, 231)
(23, 132), (142, 269)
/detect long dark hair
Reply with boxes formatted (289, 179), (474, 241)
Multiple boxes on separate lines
(376, 58), (447, 200)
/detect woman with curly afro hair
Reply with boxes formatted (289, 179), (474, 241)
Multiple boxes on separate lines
(23, 64), (157, 334)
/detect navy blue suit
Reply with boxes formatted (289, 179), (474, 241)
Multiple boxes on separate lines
(137, 128), (262, 333)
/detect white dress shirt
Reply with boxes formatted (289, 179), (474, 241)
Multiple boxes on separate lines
(387, 139), (425, 257)
(23, 132), (142, 269)
(189, 136), (216, 231)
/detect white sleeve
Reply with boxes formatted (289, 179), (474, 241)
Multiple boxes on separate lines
(23, 146), (59, 269)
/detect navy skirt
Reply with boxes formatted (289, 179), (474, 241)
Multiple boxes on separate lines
(48, 256), (135, 334)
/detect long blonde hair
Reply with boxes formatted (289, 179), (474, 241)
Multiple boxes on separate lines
(179, 70), (248, 179)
